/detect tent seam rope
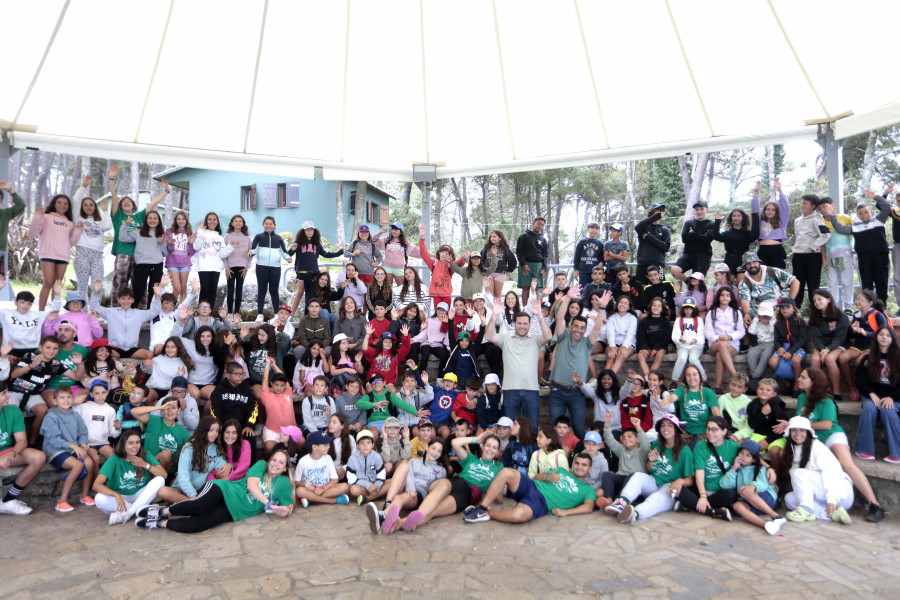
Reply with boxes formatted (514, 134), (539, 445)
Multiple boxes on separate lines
(340, 0), (352, 163)
(419, 0), (431, 164)
(134, 0), (176, 143)
(491, 0), (516, 161)
(573, 0), (609, 150)
(766, 0), (830, 120)
(11, 0), (71, 129)
(243, 0), (270, 154)
(663, 0), (715, 138)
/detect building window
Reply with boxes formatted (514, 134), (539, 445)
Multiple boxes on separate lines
(241, 184), (256, 211)
(277, 183), (287, 208)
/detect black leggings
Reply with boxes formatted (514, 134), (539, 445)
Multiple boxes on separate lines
(601, 472), (631, 500)
(858, 252), (890, 302)
(757, 244), (787, 270)
(677, 485), (738, 515)
(133, 262), (163, 310)
(256, 265), (281, 315)
(198, 271), (221, 308)
(165, 482), (234, 533)
(474, 341), (503, 379)
(791, 252), (822, 309)
(226, 266), (246, 314)
(419, 345), (450, 373)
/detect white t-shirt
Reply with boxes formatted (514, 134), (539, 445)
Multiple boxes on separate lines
(294, 453), (338, 486)
(74, 401), (120, 446)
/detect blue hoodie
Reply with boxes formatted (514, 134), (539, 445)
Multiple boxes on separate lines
(40, 407), (88, 460)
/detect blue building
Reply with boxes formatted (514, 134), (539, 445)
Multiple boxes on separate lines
(152, 167), (392, 244)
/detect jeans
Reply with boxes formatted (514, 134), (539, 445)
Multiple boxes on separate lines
(320, 308), (339, 326)
(826, 257), (856, 312)
(256, 265), (281, 315)
(747, 343), (774, 379)
(858, 398), (900, 458)
(503, 389), (540, 429)
(549, 387), (588, 438)
(784, 468), (853, 520)
(226, 266), (245, 315)
(673, 346), (706, 381)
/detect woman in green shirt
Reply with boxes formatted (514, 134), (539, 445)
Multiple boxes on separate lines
(674, 415), (742, 520)
(135, 445), (295, 532)
(380, 430), (502, 534)
(796, 368), (884, 522)
(672, 365), (721, 443)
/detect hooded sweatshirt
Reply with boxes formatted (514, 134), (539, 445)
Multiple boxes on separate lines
(210, 379), (258, 430)
(412, 317), (450, 349)
(40, 407), (88, 460)
(90, 297), (160, 350)
(405, 457), (447, 497)
(193, 228), (234, 272)
(118, 222), (168, 264)
(419, 239), (455, 298)
(28, 211), (82, 261)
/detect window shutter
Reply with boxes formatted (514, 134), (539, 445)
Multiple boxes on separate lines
(286, 182), (300, 208)
(263, 183), (277, 208)
(379, 205), (389, 226)
(250, 184), (257, 210)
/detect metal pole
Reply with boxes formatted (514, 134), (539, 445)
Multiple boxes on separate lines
(421, 181), (432, 287)
(817, 123), (845, 213)
(0, 132), (14, 300)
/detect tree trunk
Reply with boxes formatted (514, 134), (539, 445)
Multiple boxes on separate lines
(856, 130), (879, 200)
(677, 156), (692, 202)
(400, 182), (412, 207)
(23, 150), (40, 213)
(8, 149), (22, 200)
(130, 160), (140, 202)
(677, 153), (712, 241)
(479, 176), (490, 236)
(552, 187), (563, 264)
(512, 175), (520, 237)
(34, 153), (54, 208)
(705, 155), (715, 202)
(334, 181), (344, 244)
(354, 181), (368, 232)
(768, 145), (777, 203)
(450, 177), (471, 243)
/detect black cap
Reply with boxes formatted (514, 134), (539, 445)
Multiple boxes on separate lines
(778, 297), (797, 307)
(649, 203), (666, 211)
(692, 201), (709, 209)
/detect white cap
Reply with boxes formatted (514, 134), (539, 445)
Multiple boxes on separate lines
(496, 416), (514, 428)
(757, 302), (775, 317)
(435, 302), (449, 312)
(302, 220), (315, 229)
(332, 333), (349, 343)
(472, 293), (488, 302)
(483, 373), (501, 387)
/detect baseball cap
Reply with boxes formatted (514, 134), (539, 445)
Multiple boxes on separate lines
(649, 203), (666, 211)
(496, 416), (514, 428)
(57, 319), (78, 332)
(89, 379), (109, 390)
(380, 332), (395, 341)
(682, 297), (697, 307)
(757, 302), (775, 317)
(301, 220), (315, 229)
(358, 224), (370, 232)
(280, 426), (304, 444)
(418, 420), (434, 429)
(714, 263), (730, 273)
(456, 331), (471, 341)
(369, 373), (385, 383)
(610, 223), (624, 231)
(171, 376), (189, 389)
(692, 201), (709, 209)
(584, 431), (602, 444)
(305, 430), (334, 447)
(472, 293), (487, 302)
(391, 221), (404, 231)
(277, 304), (292, 314)
(778, 297), (797, 307)
(356, 430), (374, 442)
(383, 417), (401, 429)
(442, 373), (458, 383)
(690, 272), (706, 281)
(90, 338), (111, 351)
(435, 302), (449, 312)
(483, 373), (501, 388)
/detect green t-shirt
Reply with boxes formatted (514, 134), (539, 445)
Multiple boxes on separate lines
(214, 459), (295, 521)
(691, 439), (739, 492)
(650, 441), (693, 487)
(143, 414), (190, 471)
(0, 405), (26, 452)
(795, 394), (843, 442)
(534, 467), (597, 512)
(46, 344), (87, 390)
(458, 452), (502, 492)
(111, 208), (147, 255)
(99, 452), (160, 495)
(674, 387), (719, 435)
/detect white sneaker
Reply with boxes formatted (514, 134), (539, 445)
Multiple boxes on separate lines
(254, 314), (264, 324)
(109, 510), (130, 526)
(0, 498), (33, 515)
(765, 517), (786, 536)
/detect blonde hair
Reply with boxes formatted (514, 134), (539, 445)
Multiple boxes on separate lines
(729, 373), (749, 387)
(757, 378), (777, 393)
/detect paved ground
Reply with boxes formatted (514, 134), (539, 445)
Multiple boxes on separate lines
(3, 499), (900, 600)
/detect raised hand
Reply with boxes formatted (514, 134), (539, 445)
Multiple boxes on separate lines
(177, 366), (186, 377)
(400, 324), (410, 337)
(178, 304), (191, 321)
(71, 352), (83, 365)
(52, 279), (63, 296)
(421, 370), (429, 386)
(571, 371), (583, 386)
(773, 177), (782, 192)
(567, 285), (581, 299)
(47, 311), (59, 321)
(82, 174), (92, 188)
(419, 225), (426, 237)
(190, 279), (199, 294)
(218, 306), (227, 320)
(629, 416), (641, 429)
(240, 325), (250, 339)
(864, 188), (876, 199)
(599, 289), (613, 308)
(160, 272), (171, 289)
(161, 179), (170, 193)
(364, 323), (374, 337)
(753, 180), (761, 194)
(492, 296), (503, 313)
(604, 412), (613, 425)
(715, 209), (723, 220)
(197, 220), (206, 230)
(108, 164), (118, 179)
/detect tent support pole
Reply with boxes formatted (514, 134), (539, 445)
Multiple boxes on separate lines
(817, 123), (844, 213)
(420, 181), (432, 286)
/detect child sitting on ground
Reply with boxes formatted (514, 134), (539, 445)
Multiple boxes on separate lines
(477, 373), (504, 432)
(347, 430), (387, 505)
(74, 379), (121, 460)
(294, 431), (350, 507)
(451, 378), (481, 433)
(555, 416), (580, 456)
(719, 439), (786, 536)
(378, 417), (412, 477)
(582, 430), (609, 490)
(718, 373), (753, 442)
(260, 357), (297, 458)
(597, 415), (651, 509)
(528, 425), (569, 480)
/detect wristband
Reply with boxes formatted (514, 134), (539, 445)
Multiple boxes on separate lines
(265, 501), (273, 510)
(471, 436), (477, 445)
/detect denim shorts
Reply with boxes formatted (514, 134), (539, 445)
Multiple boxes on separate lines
(167, 266), (191, 273)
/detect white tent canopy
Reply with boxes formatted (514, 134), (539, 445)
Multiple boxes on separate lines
(3, 0), (900, 181)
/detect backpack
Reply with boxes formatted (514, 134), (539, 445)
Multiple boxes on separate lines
(864, 309), (890, 333)
(679, 317), (699, 334)
(364, 391), (399, 419)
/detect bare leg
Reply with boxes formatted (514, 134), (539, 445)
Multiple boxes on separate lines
(731, 499), (768, 530)
(832, 443), (879, 505)
(59, 457), (85, 504)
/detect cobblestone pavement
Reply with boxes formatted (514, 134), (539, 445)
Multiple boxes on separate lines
(3, 500), (900, 600)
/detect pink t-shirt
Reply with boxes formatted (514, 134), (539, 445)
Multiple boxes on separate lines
(260, 384), (297, 431)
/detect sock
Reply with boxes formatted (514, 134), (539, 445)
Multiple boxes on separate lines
(3, 484), (24, 503)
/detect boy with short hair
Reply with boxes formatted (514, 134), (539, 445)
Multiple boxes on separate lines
(367, 301), (393, 340)
(554, 415), (580, 456)
(293, 298), (331, 361)
(573, 222), (605, 285)
(0, 277), (62, 357)
(582, 430), (609, 489)
(90, 278), (160, 360)
(451, 379), (481, 431)
(599, 415), (651, 509)
(444, 331), (480, 382)
(39, 387), (96, 512)
(300, 375), (337, 434)
(294, 430), (351, 507)
(410, 420), (435, 459)
(421, 372), (458, 440)
(74, 379), (121, 460)
(0, 378), (47, 515)
(642, 265), (679, 320)
(604, 225), (630, 284)
(717, 373), (753, 442)
(580, 264), (611, 303)
(746, 302), (776, 386)
(611, 265), (645, 311)
(347, 429), (387, 504)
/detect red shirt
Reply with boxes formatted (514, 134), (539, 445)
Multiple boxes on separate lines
(370, 317), (392, 340)
(451, 392), (478, 425)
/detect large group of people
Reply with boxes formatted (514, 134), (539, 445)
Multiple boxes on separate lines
(0, 169), (898, 537)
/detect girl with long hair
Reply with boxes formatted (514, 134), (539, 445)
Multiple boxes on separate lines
(118, 210), (167, 311)
(841, 289), (890, 401)
(193, 212), (234, 309)
(605, 296), (637, 373)
(500, 417), (537, 475)
(393, 266), (430, 317)
(288, 221), (344, 315)
(213, 329), (248, 381)
(365, 267), (393, 319)
(373, 222), (421, 286)
(224, 214), (252, 320)
(674, 272), (708, 319)
(671, 299), (706, 382)
(143, 336), (196, 404)
(675, 415), (740, 520)
(417, 224), (457, 309)
(71, 184), (112, 303)
(711, 206), (759, 280)
(672, 364), (720, 441)
(208, 419), (252, 481)
(808, 289), (851, 401)
(527, 425), (568, 479)
(719, 439), (786, 535)
(794, 368), (885, 522)
(767, 298), (808, 394)
(752, 178), (790, 269)
(28, 193), (81, 310)
(449, 251), (496, 303)
(705, 286), (745, 392)
(480, 229), (517, 299)
(636, 297), (671, 377)
(372, 437), (449, 528)
(306, 270), (345, 323)
(185, 326), (219, 404)
(327, 413), (356, 481)
(856, 326), (900, 464)
(173, 416), (226, 500)
(333, 296), (366, 351)
(164, 210), (196, 304)
(330, 334), (362, 391)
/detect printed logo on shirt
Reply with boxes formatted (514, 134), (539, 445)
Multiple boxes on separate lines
(553, 471), (580, 494)
(91, 415), (106, 422)
(466, 460), (495, 483)
(652, 454), (672, 478)
(119, 471), (138, 487)
(436, 393), (454, 410)
(0, 432), (9, 447)
(705, 454), (730, 474)
(303, 464), (332, 487)
(246, 479), (274, 504)
(159, 433), (178, 451)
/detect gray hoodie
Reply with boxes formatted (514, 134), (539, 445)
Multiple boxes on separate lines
(602, 425), (651, 476)
(40, 407), (88, 460)
(345, 449), (386, 489)
(118, 222), (169, 264)
(405, 458), (447, 497)
(335, 392), (366, 426)
(91, 294), (161, 350)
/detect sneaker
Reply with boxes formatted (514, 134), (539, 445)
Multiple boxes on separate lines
(335, 494), (349, 505)
(56, 501), (75, 513)
(617, 504), (637, 524)
(865, 503), (885, 523)
(463, 505), (490, 523)
(357, 495), (365, 506)
(383, 502), (402, 535)
(401, 510), (426, 532)
(109, 511), (130, 526)
(849, 388), (860, 402)
(365, 503), (383, 533)
(135, 517), (160, 529)
(764, 517), (786, 536)
(300, 498), (309, 508)
(595, 496), (611, 510)
(673, 500), (682, 513)
(254, 314), (264, 324)
(831, 505), (852, 525)
(80, 496), (95, 506)
(786, 507), (816, 522)
(884, 456), (900, 464)
(711, 507), (732, 522)
(136, 504), (164, 520)
(855, 451), (875, 461)
(0, 498), (33, 515)
(463, 505), (479, 517)
(605, 498), (626, 516)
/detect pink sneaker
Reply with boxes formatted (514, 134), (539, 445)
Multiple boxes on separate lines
(884, 456), (900, 464)
(849, 388), (860, 402)
(382, 502), (402, 535)
(401, 510), (425, 532)
(856, 451), (875, 461)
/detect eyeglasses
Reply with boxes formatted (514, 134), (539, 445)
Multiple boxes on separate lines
(199, 306), (211, 310)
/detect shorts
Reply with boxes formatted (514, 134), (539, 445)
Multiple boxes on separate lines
(414, 491), (425, 507)
(150, 387), (170, 400)
(382, 266), (405, 277)
(448, 477), (481, 513)
(167, 265), (191, 273)
(431, 420), (451, 432)
(295, 270), (321, 286)
(89, 443), (110, 451)
(674, 253), (712, 277)
(517, 262), (545, 289)
(40, 258), (69, 266)
(114, 347), (143, 358)
(746, 489), (777, 516)
(15, 393), (46, 416)
(8, 347), (37, 359)
(824, 431), (849, 448)
(488, 272), (508, 284)
(508, 474), (549, 520)
(262, 427), (282, 443)
(768, 437), (787, 450)
(368, 420), (386, 433)
(0, 447), (15, 459)
(50, 451), (79, 470)
(749, 433), (768, 444)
